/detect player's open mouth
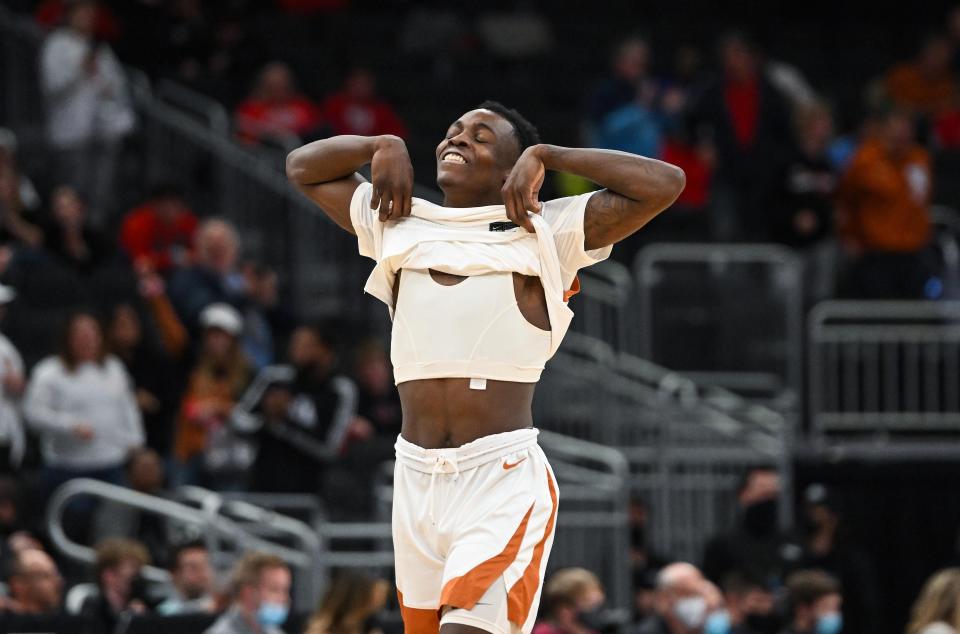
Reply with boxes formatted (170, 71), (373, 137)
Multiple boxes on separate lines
(441, 151), (467, 164)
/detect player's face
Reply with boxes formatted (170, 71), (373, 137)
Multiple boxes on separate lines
(436, 109), (520, 201)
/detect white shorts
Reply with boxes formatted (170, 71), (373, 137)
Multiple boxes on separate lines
(393, 428), (558, 634)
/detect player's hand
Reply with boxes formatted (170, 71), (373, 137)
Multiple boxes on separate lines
(501, 146), (545, 233)
(370, 136), (414, 222)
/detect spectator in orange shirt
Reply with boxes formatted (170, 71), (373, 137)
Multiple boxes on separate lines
(837, 109), (933, 299)
(235, 62), (325, 146)
(885, 34), (957, 117)
(321, 68), (407, 138)
(120, 185), (198, 275)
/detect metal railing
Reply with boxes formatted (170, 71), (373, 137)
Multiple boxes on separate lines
(808, 300), (960, 456)
(635, 243), (804, 411)
(47, 479), (323, 612)
(572, 259), (637, 354)
(537, 332), (792, 563)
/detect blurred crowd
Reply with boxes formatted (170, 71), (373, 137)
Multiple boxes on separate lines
(3, 0), (960, 633)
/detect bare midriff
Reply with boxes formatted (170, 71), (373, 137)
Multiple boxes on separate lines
(394, 268), (548, 449)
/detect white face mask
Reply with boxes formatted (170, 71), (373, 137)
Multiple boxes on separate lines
(673, 596), (708, 629)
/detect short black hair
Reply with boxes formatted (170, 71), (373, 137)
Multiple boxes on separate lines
(170, 539), (208, 571)
(476, 100), (541, 154)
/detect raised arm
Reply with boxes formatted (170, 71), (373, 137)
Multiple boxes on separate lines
(501, 144), (686, 250)
(285, 134), (414, 234)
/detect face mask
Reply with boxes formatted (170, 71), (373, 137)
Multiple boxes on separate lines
(704, 610), (731, 634)
(744, 613), (781, 634)
(673, 596), (707, 629)
(742, 499), (779, 536)
(257, 601), (289, 627)
(577, 606), (606, 631)
(816, 612), (843, 634)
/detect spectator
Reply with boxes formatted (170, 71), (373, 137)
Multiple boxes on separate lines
(156, 540), (216, 615)
(0, 140), (43, 253)
(0, 285), (26, 473)
(346, 339), (400, 453)
(629, 497), (668, 615)
(120, 185), (199, 275)
(837, 108), (933, 299)
(169, 218), (245, 333)
(235, 62), (325, 146)
(0, 477), (33, 572)
(34, 0), (120, 41)
(780, 570), (842, 634)
(204, 552), (291, 634)
(885, 34), (958, 118)
(91, 448), (171, 567)
(321, 68), (407, 138)
(3, 549), (64, 615)
(533, 567), (606, 634)
(24, 311), (144, 490)
(633, 562), (712, 634)
(792, 484), (879, 634)
(107, 301), (185, 455)
(0, 128), (41, 215)
(587, 37), (657, 129)
(239, 261), (282, 370)
(173, 303), (251, 487)
(704, 570), (779, 634)
(39, 0), (135, 224)
(303, 570), (389, 634)
(79, 537), (150, 632)
(687, 31), (791, 241)
(40, 185), (115, 274)
(702, 467), (799, 590)
(907, 568), (960, 634)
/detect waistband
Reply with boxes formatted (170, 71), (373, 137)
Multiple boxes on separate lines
(394, 428), (539, 474)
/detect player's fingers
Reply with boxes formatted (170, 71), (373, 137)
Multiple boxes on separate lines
(372, 187), (386, 221)
(515, 190), (535, 232)
(402, 188), (413, 217)
(391, 191), (403, 221)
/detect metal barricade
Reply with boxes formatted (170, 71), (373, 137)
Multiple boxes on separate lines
(808, 300), (960, 454)
(572, 260), (636, 353)
(537, 332), (792, 563)
(47, 479), (323, 612)
(635, 243), (804, 411)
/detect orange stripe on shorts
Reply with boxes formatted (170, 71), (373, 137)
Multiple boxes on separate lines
(397, 590), (440, 634)
(507, 468), (559, 626)
(439, 502), (535, 610)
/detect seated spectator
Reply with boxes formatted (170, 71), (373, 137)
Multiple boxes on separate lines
(702, 467), (799, 590)
(303, 570), (389, 634)
(169, 218), (245, 333)
(204, 552), (291, 634)
(0, 129), (41, 214)
(321, 68), (407, 138)
(703, 570), (779, 634)
(236, 62), (325, 146)
(40, 0), (134, 224)
(533, 568), (606, 634)
(120, 185), (198, 275)
(91, 448), (171, 567)
(837, 108), (933, 299)
(107, 300), (186, 455)
(40, 185), (115, 274)
(885, 34), (957, 118)
(348, 339), (400, 447)
(907, 568), (960, 634)
(632, 562), (713, 634)
(156, 540), (216, 616)
(0, 477), (33, 572)
(173, 303), (252, 487)
(792, 484), (879, 633)
(0, 285), (25, 473)
(0, 140), (43, 253)
(79, 538), (150, 632)
(780, 570), (842, 634)
(587, 36), (656, 129)
(3, 549), (64, 615)
(239, 261), (282, 370)
(24, 311), (144, 490)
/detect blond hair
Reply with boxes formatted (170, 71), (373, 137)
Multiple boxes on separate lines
(229, 552), (287, 596)
(907, 568), (960, 634)
(94, 538), (150, 579)
(542, 568), (602, 617)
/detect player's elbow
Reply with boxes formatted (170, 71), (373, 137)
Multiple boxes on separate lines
(653, 164), (686, 210)
(285, 148), (307, 184)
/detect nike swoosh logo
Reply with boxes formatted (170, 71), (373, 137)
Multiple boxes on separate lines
(503, 458), (527, 470)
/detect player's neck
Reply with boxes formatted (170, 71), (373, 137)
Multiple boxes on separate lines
(442, 189), (503, 208)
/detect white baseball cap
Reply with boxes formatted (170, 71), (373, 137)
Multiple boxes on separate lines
(0, 284), (17, 304)
(199, 302), (243, 335)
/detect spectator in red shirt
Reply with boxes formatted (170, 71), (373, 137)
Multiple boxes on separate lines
(235, 62), (325, 146)
(120, 185), (198, 275)
(321, 68), (408, 138)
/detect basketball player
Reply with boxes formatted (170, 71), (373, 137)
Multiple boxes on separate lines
(286, 101), (684, 634)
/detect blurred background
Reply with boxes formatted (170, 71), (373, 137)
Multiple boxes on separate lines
(2, 0), (960, 633)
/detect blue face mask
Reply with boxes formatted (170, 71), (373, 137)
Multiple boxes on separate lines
(816, 612), (843, 634)
(257, 601), (289, 627)
(704, 610), (731, 634)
